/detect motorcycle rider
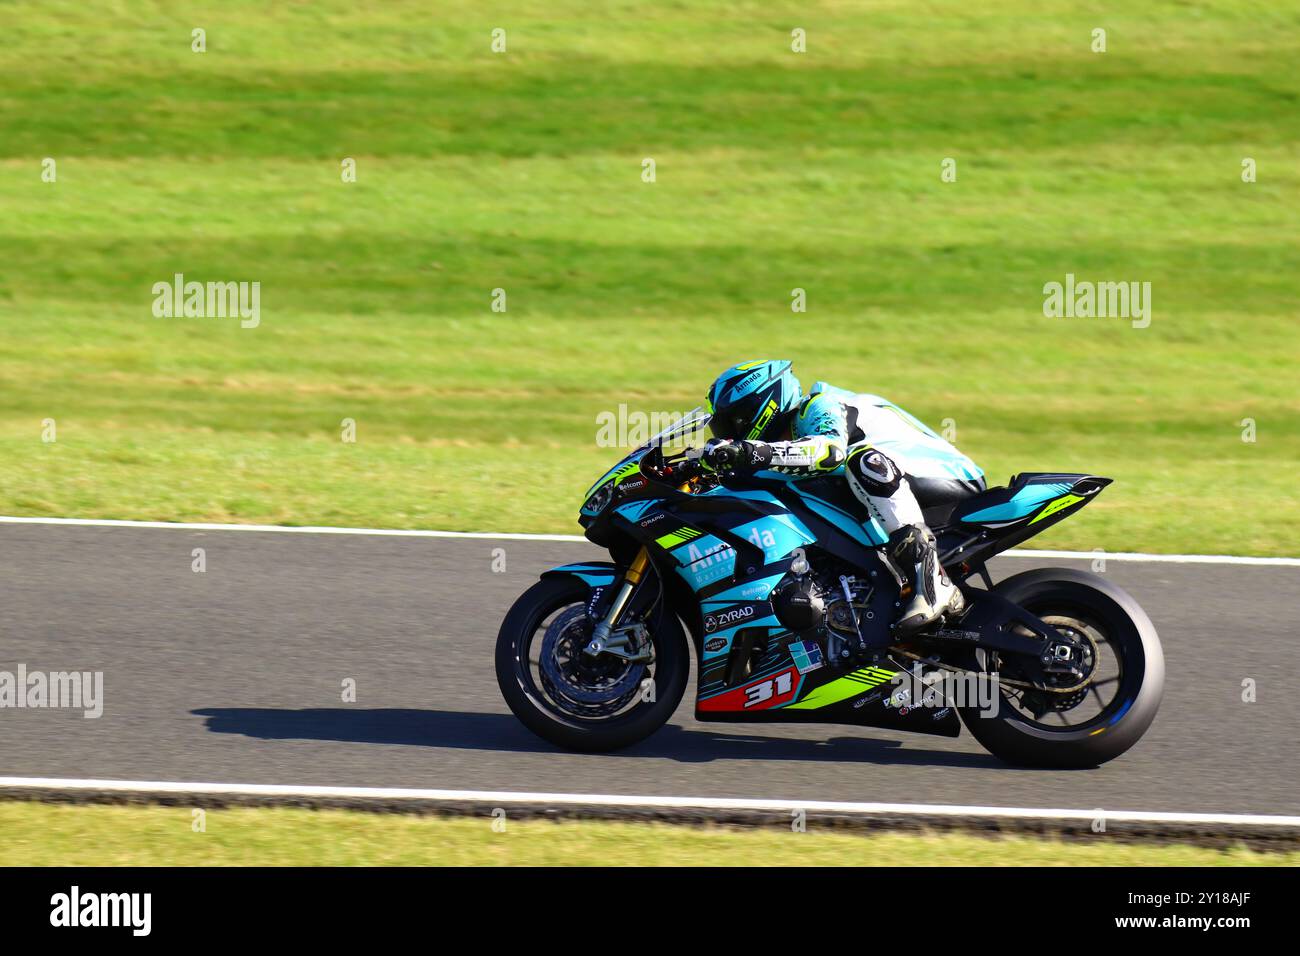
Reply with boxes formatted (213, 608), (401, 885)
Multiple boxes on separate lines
(697, 360), (984, 635)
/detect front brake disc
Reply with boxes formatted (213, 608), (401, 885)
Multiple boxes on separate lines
(540, 606), (644, 706)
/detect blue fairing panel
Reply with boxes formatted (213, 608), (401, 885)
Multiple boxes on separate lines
(614, 499), (658, 523)
(787, 484), (887, 547)
(726, 514), (816, 562)
(669, 534), (737, 590)
(961, 482), (1074, 523)
(702, 473), (887, 547)
(541, 562), (617, 587)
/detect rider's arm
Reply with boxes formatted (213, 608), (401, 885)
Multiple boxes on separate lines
(763, 433), (847, 475)
(763, 395), (849, 476)
(705, 393), (849, 477)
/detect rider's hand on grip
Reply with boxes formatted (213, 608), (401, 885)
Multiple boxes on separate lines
(701, 438), (741, 473)
(703, 437), (775, 474)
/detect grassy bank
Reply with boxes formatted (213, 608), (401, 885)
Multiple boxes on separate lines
(1, 2), (1296, 552)
(1, 802), (1293, 866)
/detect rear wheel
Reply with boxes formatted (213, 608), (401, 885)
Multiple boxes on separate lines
(957, 568), (1164, 768)
(495, 575), (689, 752)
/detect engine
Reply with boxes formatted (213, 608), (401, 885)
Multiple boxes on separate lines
(771, 557), (880, 662)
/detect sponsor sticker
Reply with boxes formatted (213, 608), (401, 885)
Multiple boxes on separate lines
(699, 666), (800, 712)
(703, 605), (755, 633)
(788, 640), (824, 674)
(852, 689), (884, 709)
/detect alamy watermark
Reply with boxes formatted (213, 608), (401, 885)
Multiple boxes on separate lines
(595, 404), (691, 448)
(50, 886), (150, 936)
(886, 663), (999, 719)
(0, 665), (104, 718)
(152, 273), (260, 328)
(1042, 273), (1151, 328)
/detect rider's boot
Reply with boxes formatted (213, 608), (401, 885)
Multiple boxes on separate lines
(889, 525), (963, 636)
(843, 447), (964, 635)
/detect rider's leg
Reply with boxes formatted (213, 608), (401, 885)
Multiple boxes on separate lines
(844, 446), (962, 634)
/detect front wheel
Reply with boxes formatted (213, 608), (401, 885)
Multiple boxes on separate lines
(957, 568), (1164, 768)
(495, 575), (689, 752)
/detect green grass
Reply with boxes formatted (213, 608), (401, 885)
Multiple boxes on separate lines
(1, 1), (1297, 553)
(0, 802), (1293, 866)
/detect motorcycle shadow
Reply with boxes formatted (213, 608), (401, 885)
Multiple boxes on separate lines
(191, 707), (1010, 770)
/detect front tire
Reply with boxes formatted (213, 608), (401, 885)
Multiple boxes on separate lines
(495, 576), (690, 752)
(957, 568), (1164, 768)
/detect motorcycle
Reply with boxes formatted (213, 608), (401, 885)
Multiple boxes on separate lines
(495, 409), (1164, 767)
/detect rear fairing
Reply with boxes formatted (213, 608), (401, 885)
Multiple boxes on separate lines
(935, 473), (1112, 572)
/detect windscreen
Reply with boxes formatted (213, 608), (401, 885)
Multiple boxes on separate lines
(636, 405), (712, 453)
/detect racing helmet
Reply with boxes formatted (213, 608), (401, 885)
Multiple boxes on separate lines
(705, 360), (802, 441)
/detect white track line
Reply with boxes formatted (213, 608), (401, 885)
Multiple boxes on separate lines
(998, 548), (1299, 566)
(0, 777), (1296, 827)
(1, 515), (1296, 565)
(0, 516), (584, 542)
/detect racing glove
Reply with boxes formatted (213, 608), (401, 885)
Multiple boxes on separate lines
(701, 438), (773, 474)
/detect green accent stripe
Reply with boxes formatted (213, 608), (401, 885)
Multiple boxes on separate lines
(746, 398), (778, 440)
(1029, 493), (1085, 525)
(785, 668), (898, 710)
(655, 527), (702, 549)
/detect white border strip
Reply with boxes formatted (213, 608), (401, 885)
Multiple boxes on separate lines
(0, 777), (1297, 828)
(1, 515), (1297, 565)
(998, 548), (1299, 567)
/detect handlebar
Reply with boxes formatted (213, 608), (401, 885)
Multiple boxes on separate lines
(656, 456), (706, 485)
(641, 448), (708, 487)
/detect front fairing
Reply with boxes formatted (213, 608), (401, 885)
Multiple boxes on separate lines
(579, 406), (712, 518)
(581, 449), (650, 516)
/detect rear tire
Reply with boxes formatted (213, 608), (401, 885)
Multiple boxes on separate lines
(495, 576), (690, 752)
(957, 568), (1164, 768)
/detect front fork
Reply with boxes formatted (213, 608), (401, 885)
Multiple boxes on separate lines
(582, 546), (650, 659)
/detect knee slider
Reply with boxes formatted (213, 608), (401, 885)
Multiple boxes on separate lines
(848, 447), (902, 497)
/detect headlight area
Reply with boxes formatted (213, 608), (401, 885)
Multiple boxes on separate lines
(581, 482), (614, 517)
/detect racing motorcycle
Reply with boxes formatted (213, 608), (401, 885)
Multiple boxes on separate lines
(495, 410), (1164, 768)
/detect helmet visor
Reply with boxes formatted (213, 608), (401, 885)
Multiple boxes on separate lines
(708, 391), (766, 441)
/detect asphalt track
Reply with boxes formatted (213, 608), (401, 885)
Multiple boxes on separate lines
(0, 524), (1296, 816)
